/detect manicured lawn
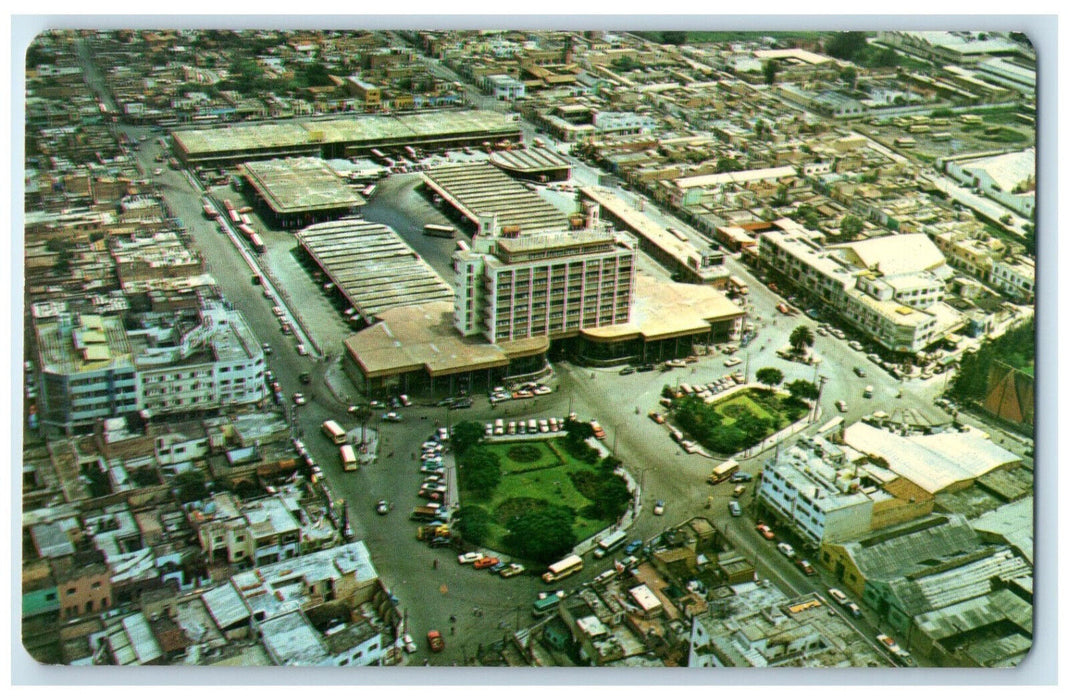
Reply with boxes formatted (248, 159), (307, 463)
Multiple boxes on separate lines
(460, 438), (614, 553)
(715, 393), (775, 426)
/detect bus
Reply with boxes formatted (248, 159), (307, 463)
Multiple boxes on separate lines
(202, 202), (219, 219)
(706, 459), (740, 485)
(240, 213), (252, 226)
(340, 444), (358, 471)
(322, 420), (347, 445)
(423, 224), (456, 238)
(236, 223), (255, 239)
(531, 591), (564, 618)
(370, 148), (388, 163)
(593, 531), (628, 559)
(362, 184), (377, 198)
(229, 208), (241, 224)
(542, 554), (583, 584)
(728, 275), (749, 295)
(250, 233), (266, 254)
(404, 145), (418, 160)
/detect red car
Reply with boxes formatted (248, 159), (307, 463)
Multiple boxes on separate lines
(473, 556), (500, 570)
(427, 630), (444, 652)
(756, 523), (776, 540)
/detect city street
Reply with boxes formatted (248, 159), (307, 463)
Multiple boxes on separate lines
(119, 67), (1013, 667)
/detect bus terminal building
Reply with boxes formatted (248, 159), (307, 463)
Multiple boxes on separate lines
(342, 272), (744, 397)
(170, 110), (523, 168)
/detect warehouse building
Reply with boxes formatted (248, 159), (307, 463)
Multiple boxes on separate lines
(295, 218), (454, 325)
(421, 162), (570, 234)
(239, 157), (365, 229)
(170, 110), (523, 168)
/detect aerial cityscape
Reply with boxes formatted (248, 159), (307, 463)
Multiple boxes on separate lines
(20, 28), (1036, 670)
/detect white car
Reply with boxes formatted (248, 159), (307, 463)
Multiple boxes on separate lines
(296, 343), (309, 356)
(533, 386), (552, 395)
(457, 552), (485, 565)
(653, 500), (666, 516)
(724, 357), (742, 367)
(401, 633), (418, 654)
(292, 393), (307, 406)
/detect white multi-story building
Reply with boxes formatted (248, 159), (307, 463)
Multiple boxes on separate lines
(129, 303), (266, 417)
(756, 436), (878, 546)
(454, 214), (637, 344)
(758, 221), (958, 354)
(989, 256), (1035, 304)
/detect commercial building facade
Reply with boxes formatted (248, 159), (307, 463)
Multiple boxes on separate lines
(453, 215), (636, 344)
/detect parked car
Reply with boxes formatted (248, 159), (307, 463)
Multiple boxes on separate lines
(827, 588), (849, 605)
(457, 552), (485, 565)
(427, 630), (445, 652)
(730, 472), (753, 483)
(624, 539), (644, 556)
(499, 563), (526, 578)
(724, 357), (742, 367)
(777, 542), (796, 558)
(795, 559), (816, 576)
(648, 411), (665, 424)
(473, 556), (500, 570)
(732, 485), (746, 498)
(376, 500), (391, 515)
(728, 501), (742, 517)
(401, 633), (418, 654)
(853, 366), (866, 377)
(292, 393), (307, 406)
(756, 524), (775, 540)
(619, 366), (636, 375)
(653, 500), (666, 516)
(382, 412), (403, 422)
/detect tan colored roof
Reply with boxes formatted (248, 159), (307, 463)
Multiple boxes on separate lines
(344, 301), (511, 378)
(581, 273), (744, 342)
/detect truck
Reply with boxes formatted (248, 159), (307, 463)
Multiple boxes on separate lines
(410, 505), (444, 522)
(417, 524), (451, 541)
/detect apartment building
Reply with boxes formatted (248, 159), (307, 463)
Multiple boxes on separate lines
(129, 303), (266, 418)
(34, 311), (140, 431)
(758, 221), (956, 354)
(453, 215), (636, 344)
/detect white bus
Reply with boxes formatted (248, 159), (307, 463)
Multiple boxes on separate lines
(542, 554), (583, 584)
(593, 531), (628, 559)
(362, 184), (377, 197)
(322, 420), (347, 445)
(340, 444), (358, 471)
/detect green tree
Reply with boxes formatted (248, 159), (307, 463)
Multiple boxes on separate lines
(458, 446), (501, 498)
(175, 470), (209, 503)
(450, 420), (486, 457)
(763, 60), (779, 86)
(563, 418), (595, 442)
(825, 31), (868, 61)
(789, 325), (815, 354)
(786, 378), (820, 401)
(661, 31), (688, 45)
(592, 474), (631, 520)
(503, 505), (577, 563)
(755, 367), (784, 390)
(734, 409), (771, 441)
(841, 214), (863, 237)
(795, 203), (820, 229)
(599, 455), (623, 473)
(840, 66), (858, 90)
(716, 157), (743, 173)
(456, 505), (492, 545)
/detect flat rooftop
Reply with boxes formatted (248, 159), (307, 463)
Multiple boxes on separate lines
(422, 162), (570, 234)
(172, 110), (520, 158)
(344, 300), (538, 379)
(241, 157), (364, 215)
(296, 217), (453, 322)
(582, 272), (745, 342)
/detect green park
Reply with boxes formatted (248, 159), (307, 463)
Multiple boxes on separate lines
(450, 420), (631, 564)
